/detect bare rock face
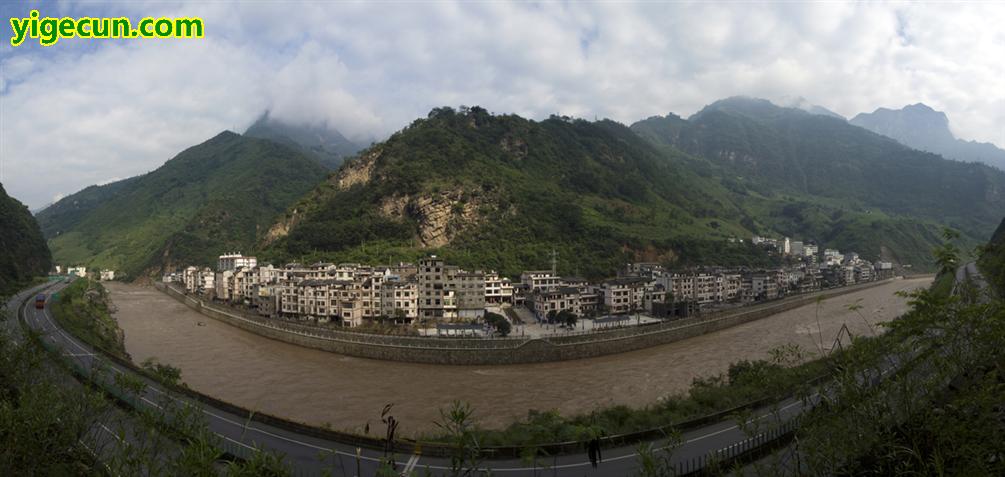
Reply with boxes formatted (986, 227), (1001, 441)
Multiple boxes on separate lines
(262, 149), (383, 246)
(500, 134), (528, 161)
(261, 208), (300, 245)
(336, 149), (380, 191)
(379, 189), (490, 248)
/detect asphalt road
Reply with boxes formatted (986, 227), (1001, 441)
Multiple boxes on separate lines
(16, 281), (820, 476)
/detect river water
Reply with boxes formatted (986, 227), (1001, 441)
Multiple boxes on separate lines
(107, 277), (930, 436)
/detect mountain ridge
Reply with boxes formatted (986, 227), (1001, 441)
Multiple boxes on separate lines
(40, 131), (328, 279)
(244, 112), (364, 170)
(630, 97), (1005, 267)
(850, 103), (1005, 171)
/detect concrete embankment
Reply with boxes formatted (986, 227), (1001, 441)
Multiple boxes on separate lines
(157, 278), (907, 365)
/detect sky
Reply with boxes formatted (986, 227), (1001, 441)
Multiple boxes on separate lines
(2, 1), (1004, 210)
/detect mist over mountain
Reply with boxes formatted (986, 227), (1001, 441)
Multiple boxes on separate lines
(780, 96), (846, 120)
(39, 132), (328, 279)
(850, 104), (1005, 171)
(0, 183), (52, 295)
(244, 112), (365, 170)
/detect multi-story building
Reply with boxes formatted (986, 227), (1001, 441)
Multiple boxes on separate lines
(380, 279), (419, 322)
(214, 270), (234, 301)
(183, 266), (199, 293)
(602, 277), (647, 314)
(218, 253), (257, 272)
(484, 271), (514, 305)
(454, 271), (486, 319)
(415, 256), (485, 321)
(419, 256), (453, 320)
(531, 286), (583, 320)
(823, 249), (843, 266)
(520, 271), (562, 294)
(667, 270), (743, 306)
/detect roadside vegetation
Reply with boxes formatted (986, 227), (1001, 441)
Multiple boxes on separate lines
(50, 278), (130, 360)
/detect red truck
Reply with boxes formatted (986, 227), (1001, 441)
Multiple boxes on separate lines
(35, 294), (45, 309)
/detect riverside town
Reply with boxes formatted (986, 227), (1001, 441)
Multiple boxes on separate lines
(106, 235), (901, 338)
(7, 3), (1003, 476)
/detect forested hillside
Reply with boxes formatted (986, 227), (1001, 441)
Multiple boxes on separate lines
(0, 183), (51, 295)
(631, 97), (1005, 266)
(42, 132), (328, 279)
(979, 218), (1005, 294)
(261, 104), (966, 277)
(261, 106), (780, 278)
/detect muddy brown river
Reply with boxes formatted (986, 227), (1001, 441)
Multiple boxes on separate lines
(108, 277), (930, 436)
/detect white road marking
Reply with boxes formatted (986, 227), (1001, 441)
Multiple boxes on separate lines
(26, 290), (818, 473)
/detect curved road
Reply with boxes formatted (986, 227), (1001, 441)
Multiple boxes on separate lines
(17, 281), (822, 476)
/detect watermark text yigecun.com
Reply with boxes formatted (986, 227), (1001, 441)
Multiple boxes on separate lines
(10, 10), (203, 47)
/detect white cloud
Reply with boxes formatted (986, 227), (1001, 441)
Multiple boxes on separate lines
(1, 1), (1004, 208)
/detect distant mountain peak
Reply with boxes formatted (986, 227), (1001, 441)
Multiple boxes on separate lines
(244, 112), (363, 170)
(850, 104), (1004, 170)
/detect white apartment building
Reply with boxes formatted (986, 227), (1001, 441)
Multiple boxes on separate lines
(602, 277), (647, 314)
(520, 271), (562, 294)
(484, 271), (514, 305)
(218, 253), (257, 272)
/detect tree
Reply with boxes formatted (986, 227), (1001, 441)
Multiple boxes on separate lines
(556, 309), (577, 328)
(393, 308), (407, 323)
(933, 227), (962, 276)
(483, 312), (511, 337)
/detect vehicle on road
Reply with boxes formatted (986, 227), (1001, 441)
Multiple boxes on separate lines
(35, 294), (46, 309)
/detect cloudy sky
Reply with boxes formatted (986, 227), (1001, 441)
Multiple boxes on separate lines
(2, 1), (1004, 209)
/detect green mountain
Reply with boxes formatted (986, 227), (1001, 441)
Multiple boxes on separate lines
(850, 103), (1005, 171)
(260, 106), (782, 278)
(0, 183), (52, 295)
(631, 97), (1005, 267)
(39, 132), (328, 279)
(244, 112), (364, 170)
(979, 218), (1005, 294)
(36, 176), (141, 239)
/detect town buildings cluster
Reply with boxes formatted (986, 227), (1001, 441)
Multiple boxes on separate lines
(164, 235), (895, 328)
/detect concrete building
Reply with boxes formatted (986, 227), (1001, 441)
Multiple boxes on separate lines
(380, 280), (419, 322)
(218, 253), (257, 272)
(520, 270), (563, 294)
(531, 286), (583, 320)
(484, 271), (514, 305)
(602, 277), (647, 314)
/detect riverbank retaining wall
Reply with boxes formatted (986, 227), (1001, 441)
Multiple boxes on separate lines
(155, 277), (906, 365)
